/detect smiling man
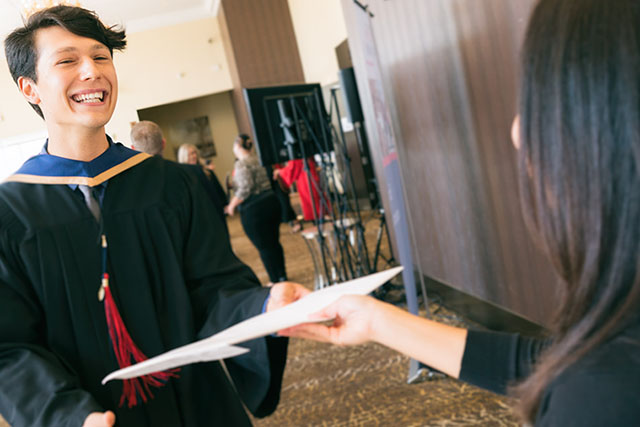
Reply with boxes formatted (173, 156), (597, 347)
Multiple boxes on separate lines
(1, 6), (307, 427)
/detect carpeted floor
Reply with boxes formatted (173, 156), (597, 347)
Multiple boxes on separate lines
(0, 209), (520, 427)
(227, 212), (520, 427)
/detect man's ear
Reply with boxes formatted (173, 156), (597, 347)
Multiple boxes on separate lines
(17, 76), (41, 105)
(162, 138), (166, 150)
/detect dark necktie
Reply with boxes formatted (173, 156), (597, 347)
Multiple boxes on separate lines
(78, 184), (101, 222)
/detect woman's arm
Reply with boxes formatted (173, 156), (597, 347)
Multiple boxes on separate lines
(371, 298), (468, 378)
(280, 295), (468, 378)
(226, 162), (249, 215)
(225, 195), (243, 216)
(231, 161), (252, 201)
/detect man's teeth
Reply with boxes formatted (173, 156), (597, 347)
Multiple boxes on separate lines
(73, 92), (104, 103)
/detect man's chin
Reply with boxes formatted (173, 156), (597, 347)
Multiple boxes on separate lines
(77, 113), (113, 129)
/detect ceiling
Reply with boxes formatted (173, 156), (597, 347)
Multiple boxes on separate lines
(0, 0), (220, 39)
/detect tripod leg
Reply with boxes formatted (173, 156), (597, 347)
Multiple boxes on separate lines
(373, 214), (385, 271)
(302, 233), (325, 290)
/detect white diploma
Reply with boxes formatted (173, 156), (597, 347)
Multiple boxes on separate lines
(102, 266), (403, 384)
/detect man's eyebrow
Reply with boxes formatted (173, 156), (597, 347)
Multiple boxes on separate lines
(91, 44), (109, 51)
(53, 46), (78, 54)
(52, 44), (109, 55)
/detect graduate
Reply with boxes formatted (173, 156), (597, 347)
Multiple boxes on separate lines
(1, 5), (308, 427)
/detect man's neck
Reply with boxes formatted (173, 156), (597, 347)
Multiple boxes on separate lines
(46, 126), (110, 161)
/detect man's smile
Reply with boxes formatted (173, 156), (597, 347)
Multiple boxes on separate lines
(71, 89), (107, 104)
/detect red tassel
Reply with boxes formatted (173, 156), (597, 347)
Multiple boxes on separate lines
(101, 273), (180, 407)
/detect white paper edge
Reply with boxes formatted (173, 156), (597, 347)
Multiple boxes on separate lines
(102, 266), (403, 384)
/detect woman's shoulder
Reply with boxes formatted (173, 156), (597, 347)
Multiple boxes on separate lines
(236, 156), (264, 173)
(539, 328), (640, 425)
(234, 157), (253, 169)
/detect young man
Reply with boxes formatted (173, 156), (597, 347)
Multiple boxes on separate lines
(1, 6), (307, 427)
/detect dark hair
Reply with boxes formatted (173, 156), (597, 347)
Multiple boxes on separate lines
(4, 5), (126, 118)
(235, 133), (253, 151)
(514, 0), (640, 422)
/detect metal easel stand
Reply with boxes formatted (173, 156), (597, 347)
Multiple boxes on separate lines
(278, 88), (374, 290)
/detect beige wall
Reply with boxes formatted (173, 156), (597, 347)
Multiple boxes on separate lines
(137, 91), (238, 185)
(0, 4), (349, 143)
(0, 17), (232, 146)
(288, 0), (348, 86)
(0, 3), (348, 176)
(0, 57), (44, 140)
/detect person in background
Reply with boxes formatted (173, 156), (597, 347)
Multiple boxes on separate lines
(226, 134), (287, 285)
(274, 157), (329, 225)
(267, 163), (301, 232)
(176, 143), (228, 210)
(129, 119), (165, 156)
(283, 0), (640, 425)
(1, 6), (308, 427)
(176, 142), (200, 166)
(131, 122), (228, 233)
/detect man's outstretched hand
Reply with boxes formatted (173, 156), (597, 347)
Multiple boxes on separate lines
(266, 282), (310, 312)
(83, 411), (115, 427)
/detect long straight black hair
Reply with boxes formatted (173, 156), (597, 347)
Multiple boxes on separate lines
(515, 0), (640, 421)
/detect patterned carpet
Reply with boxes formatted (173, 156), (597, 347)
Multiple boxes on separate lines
(229, 213), (520, 427)
(0, 209), (520, 427)
(251, 317), (518, 426)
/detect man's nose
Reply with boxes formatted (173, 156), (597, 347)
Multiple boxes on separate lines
(79, 57), (100, 80)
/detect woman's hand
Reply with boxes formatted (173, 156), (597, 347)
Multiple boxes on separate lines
(280, 295), (468, 378)
(83, 411), (115, 427)
(225, 196), (242, 216)
(279, 295), (380, 346)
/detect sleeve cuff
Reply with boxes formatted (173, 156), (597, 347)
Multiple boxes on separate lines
(459, 329), (517, 395)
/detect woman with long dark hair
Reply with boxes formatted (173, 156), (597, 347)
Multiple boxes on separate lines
(282, 0), (640, 424)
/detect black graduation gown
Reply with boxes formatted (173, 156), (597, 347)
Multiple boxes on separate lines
(0, 155), (287, 426)
(177, 163), (229, 235)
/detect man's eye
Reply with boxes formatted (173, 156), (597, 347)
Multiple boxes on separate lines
(95, 56), (110, 61)
(57, 59), (74, 65)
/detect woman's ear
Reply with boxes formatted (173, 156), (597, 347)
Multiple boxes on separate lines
(17, 76), (41, 105)
(511, 115), (521, 150)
